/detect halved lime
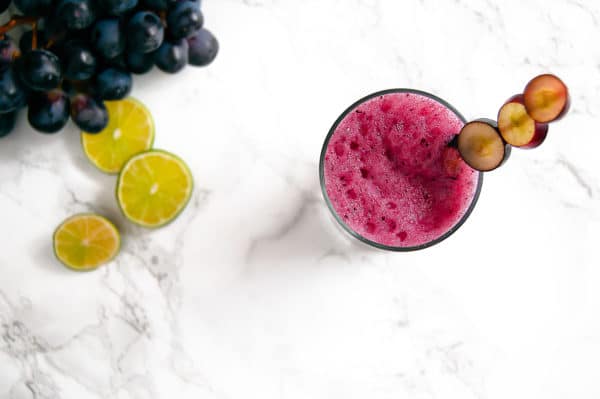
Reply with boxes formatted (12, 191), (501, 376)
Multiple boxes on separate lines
(53, 214), (120, 271)
(116, 150), (193, 228)
(82, 98), (155, 174)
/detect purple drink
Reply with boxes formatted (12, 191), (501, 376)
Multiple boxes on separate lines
(320, 89), (482, 251)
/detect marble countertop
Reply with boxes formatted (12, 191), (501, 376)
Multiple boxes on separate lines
(1, 0), (599, 398)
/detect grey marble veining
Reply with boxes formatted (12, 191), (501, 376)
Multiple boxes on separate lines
(1, 0), (599, 398)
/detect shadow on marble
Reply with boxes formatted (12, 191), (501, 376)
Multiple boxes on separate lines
(245, 197), (377, 271)
(60, 125), (112, 184)
(0, 113), (32, 159)
(33, 234), (78, 276)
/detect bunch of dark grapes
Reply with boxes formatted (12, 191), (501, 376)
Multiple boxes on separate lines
(0, 0), (219, 137)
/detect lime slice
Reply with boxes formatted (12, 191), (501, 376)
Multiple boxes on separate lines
(82, 98), (155, 174)
(116, 150), (193, 228)
(53, 214), (120, 271)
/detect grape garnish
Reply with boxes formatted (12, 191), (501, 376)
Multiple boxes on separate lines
(456, 74), (570, 172)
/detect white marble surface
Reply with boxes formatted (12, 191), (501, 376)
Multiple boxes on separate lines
(1, 0), (599, 398)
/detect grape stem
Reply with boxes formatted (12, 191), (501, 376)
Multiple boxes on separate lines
(31, 21), (38, 50)
(158, 11), (167, 26)
(67, 79), (92, 95)
(45, 28), (68, 50)
(0, 15), (40, 37)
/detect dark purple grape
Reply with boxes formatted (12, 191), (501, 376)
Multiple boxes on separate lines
(141, 0), (177, 11)
(167, 1), (203, 39)
(127, 11), (164, 53)
(91, 18), (126, 60)
(126, 51), (154, 74)
(0, 0), (10, 14)
(28, 89), (70, 134)
(70, 94), (108, 133)
(0, 68), (27, 113)
(56, 0), (97, 30)
(102, 54), (128, 70)
(95, 68), (132, 100)
(0, 37), (19, 66)
(14, 0), (53, 16)
(187, 28), (218, 67)
(62, 40), (97, 81)
(99, 0), (138, 16)
(154, 39), (188, 73)
(0, 111), (17, 138)
(19, 30), (47, 53)
(17, 50), (62, 92)
(18, 32), (34, 53)
(41, 17), (68, 46)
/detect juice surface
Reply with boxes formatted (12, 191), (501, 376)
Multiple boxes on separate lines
(323, 91), (479, 248)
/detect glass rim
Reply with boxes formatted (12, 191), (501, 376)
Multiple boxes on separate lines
(319, 88), (484, 252)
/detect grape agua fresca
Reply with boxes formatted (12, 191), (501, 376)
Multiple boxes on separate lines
(320, 89), (482, 251)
